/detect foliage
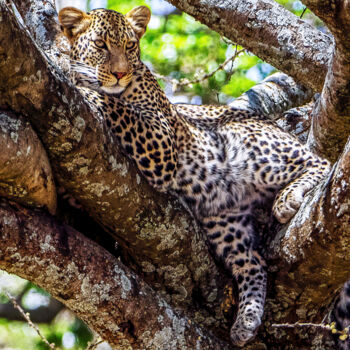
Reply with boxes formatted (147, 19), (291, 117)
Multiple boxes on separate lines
(0, 271), (93, 350)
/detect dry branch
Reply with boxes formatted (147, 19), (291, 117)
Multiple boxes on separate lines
(6, 293), (57, 350)
(0, 294), (63, 323)
(0, 199), (230, 350)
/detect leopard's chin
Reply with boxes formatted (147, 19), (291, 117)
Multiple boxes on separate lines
(101, 84), (126, 95)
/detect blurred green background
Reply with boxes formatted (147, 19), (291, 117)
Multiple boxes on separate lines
(0, 0), (322, 349)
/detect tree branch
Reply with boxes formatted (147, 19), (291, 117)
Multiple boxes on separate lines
(0, 295), (63, 323)
(302, 0), (350, 161)
(262, 137), (350, 347)
(229, 72), (313, 118)
(1, 1), (349, 348)
(0, 110), (56, 214)
(0, 199), (231, 350)
(165, 0), (333, 91)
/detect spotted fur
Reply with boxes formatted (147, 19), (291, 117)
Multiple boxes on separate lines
(59, 6), (331, 346)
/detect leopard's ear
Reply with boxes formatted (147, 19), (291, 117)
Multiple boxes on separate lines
(125, 6), (151, 39)
(58, 7), (92, 42)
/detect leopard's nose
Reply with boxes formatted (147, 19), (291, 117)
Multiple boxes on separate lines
(112, 72), (127, 80)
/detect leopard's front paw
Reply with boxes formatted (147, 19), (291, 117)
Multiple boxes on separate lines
(273, 187), (304, 224)
(230, 314), (261, 347)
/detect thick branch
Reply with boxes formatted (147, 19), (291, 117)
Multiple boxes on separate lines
(262, 138), (350, 346)
(229, 72), (313, 118)
(165, 0), (332, 91)
(0, 110), (56, 214)
(0, 200), (230, 350)
(11, 0), (59, 52)
(302, 0), (350, 161)
(2, 1), (348, 348)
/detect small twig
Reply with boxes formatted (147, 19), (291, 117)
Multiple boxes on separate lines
(85, 338), (104, 350)
(5, 292), (57, 349)
(153, 48), (245, 92)
(272, 322), (350, 341)
(300, 7), (307, 19)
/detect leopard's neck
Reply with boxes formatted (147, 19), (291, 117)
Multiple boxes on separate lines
(118, 63), (175, 119)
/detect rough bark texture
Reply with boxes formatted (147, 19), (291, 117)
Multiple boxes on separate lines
(0, 110), (56, 214)
(0, 199), (231, 350)
(262, 138), (350, 349)
(229, 72), (313, 118)
(302, 0), (350, 161)
(165, 0), (333, 91)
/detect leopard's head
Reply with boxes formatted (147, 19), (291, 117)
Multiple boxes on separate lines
(59, 6), (150, 94)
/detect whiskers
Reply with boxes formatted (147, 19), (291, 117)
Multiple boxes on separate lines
(69, 60), (101, 91)
(69, 60), (132, 95)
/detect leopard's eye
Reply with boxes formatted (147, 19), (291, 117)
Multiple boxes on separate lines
(94, 40), (107, 49)
(126, 41), (137, 50)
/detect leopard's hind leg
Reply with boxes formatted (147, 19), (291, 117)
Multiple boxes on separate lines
(201, 209), (266, 347)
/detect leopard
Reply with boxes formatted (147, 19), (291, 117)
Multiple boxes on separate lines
(58, 6), (331, 347)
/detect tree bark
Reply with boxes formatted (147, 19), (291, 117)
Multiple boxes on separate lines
(0, 199), (230, 350)
(229, 72), (313, 118)
(0, 110), (56, 214)
(302, 0), (350, 161)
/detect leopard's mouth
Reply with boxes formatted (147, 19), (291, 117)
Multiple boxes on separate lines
(100, 74), (132, 95)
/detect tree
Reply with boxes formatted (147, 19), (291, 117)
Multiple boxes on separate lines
(0, 0), (349, 349)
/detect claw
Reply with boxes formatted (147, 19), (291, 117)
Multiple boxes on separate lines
(273, 188), (304, 223)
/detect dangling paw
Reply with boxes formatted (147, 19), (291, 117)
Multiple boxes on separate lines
(230, 314), (261, 347)
(273, 187), (304, 224)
